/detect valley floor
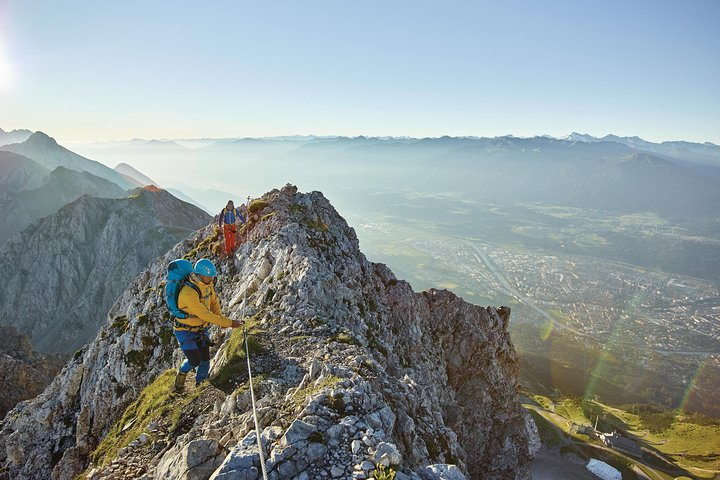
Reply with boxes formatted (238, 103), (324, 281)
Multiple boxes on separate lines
(524, 394), (720, 480)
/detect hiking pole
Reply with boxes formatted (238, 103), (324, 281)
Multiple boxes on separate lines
(241, 288), (268, 480)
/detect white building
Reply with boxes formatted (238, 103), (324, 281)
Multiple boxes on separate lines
(586, 459), (621, 480)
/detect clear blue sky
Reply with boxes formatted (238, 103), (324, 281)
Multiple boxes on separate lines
(1, 0), (718, 143)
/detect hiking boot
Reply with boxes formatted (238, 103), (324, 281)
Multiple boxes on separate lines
(174, 371), (187, 392)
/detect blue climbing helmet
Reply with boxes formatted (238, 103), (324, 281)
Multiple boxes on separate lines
(194, 258), (217, 277)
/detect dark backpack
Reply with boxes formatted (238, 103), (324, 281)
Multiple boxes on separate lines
(164, 259), (201, 319)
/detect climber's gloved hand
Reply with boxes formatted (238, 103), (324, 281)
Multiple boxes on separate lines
(231, 319), (245, 329)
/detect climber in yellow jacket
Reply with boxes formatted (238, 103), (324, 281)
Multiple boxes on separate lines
(173, 258), (243, 390)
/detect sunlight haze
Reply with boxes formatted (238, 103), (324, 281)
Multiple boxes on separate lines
(1, 0), (719, 143)
(1, 3), (720, 479)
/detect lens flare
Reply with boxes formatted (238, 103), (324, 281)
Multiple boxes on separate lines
(679, 358), (708, 413)
(539, 318), (554, 341)
(584, 349), (611, 400)
(583, 291), (644, 401)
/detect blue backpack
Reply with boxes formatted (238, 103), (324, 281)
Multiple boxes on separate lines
(164, 259), (201, 319)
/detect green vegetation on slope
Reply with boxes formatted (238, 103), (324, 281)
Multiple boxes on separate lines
(211, 324), (265, 391)
(90, 370), (209, 467)
(526, 393), (720, 474)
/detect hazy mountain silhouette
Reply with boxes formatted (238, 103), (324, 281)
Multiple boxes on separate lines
(558, 132), (720, 178)
(0, 127), (33, 146)
(0, 151), (49, 193)
(242, 135), (720, 216)
(36, 132), (720, 217)
(114, 162), (159, 187)
(1, 132), (136, 190)
(0, 165), (127, 245)
(165, 187), (211, 213)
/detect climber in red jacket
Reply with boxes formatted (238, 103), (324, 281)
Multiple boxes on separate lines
(218, 200), (245, 256)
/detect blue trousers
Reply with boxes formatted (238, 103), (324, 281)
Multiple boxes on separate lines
(174, 329), (211, 384)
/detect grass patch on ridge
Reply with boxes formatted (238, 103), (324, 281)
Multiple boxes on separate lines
(90, 370), (208, 467)
(211, 318), (265, 391)
(290, 375), (342, 411)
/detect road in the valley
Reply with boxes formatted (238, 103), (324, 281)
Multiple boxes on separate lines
(464, 240), (586, 336)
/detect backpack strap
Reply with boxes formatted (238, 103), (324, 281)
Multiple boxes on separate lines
(186, 281), (202, 299)
(173, 282), (204, 330)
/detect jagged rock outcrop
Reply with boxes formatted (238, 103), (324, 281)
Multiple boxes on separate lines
(0, 324), (66, 418)
(0, 186), (537, 480)
(0, 187), (211, 353)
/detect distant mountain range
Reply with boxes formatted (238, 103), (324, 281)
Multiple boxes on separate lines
(59, 130), (720, 217)
(208, 134), (717, 217)
(114, 162), (159, 187)
(4, 126), (720, 221)
(425, 137), (720, 215)
(0, 127), (32, 146)
(559, 131), (720, 179)
(1, 132), (136, 190)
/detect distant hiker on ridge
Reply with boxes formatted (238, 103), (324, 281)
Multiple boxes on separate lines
(218, 200), (245, 257)
(173, 258), (243, 390)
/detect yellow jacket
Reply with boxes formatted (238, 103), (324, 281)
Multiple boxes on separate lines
(175, 273), (233, 330)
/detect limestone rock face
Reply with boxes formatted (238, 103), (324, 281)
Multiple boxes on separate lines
(0, 324), (66, 418)
(0, 185), (535, 480)
(155, 438), (225, 480)
(0, 187), (211, 353)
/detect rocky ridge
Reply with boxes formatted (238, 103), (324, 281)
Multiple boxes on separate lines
(0, 185), (538, 480)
